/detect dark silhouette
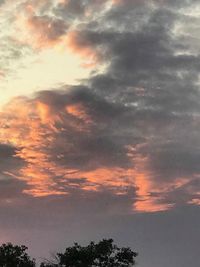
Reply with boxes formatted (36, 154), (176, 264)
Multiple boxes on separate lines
(40, 239), (138, 267)
(0, 243), (35, 267)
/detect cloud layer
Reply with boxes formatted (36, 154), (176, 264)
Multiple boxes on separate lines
(0, 0), (200, 213)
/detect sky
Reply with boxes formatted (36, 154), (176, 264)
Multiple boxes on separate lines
(0, 0), (200, 266)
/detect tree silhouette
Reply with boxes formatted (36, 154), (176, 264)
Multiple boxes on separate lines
(40, 239), (138, 267)
(0, 243), (35, 267)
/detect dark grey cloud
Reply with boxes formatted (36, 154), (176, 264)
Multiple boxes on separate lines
(54, 0), (108, 21)
(0, 144), (28, 204)
(55, 0), (85, 19)
(0, 143), (24, 173)
(148, 144), (200, 179)
(61, 2), (200, 208)
(0, 178), (28, 202)
(0, 144), (16, 159)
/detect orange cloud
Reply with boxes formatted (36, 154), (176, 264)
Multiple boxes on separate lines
(15, 10), (67, 49)
(126, 145), (199, 212)
(13, 0), (108, 54)
(0, 95), (99, 197)
(66, 103), (93, 125)
(0, 96), (133, 198)
(0, 95), (199, 212)
(66, 31), (100, 68)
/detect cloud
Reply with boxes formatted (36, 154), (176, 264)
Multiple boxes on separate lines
(0, 82), (200, 212)
(15, 13), (68, 49)
(66, 30), (102, 67)
(0, 143), (24, 175)
(54, 0), (109, 20)
(0, 90), (135, 198)
(0, 0), (200, 213)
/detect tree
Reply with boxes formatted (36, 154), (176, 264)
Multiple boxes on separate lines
(40, 239), (138, 267)
(0, 243), (35, 267)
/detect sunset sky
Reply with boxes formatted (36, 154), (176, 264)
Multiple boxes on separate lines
(0, 0), (200, 266)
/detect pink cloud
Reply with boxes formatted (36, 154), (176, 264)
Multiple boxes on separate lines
(0, 93), (199, 212)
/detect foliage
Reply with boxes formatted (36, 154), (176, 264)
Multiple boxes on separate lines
(40, 239), (138, 267)
(0, 243), (35, 267)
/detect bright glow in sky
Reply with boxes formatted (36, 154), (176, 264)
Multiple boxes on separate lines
(0, 48), (90, 106)
(0, 0), (94, 107)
